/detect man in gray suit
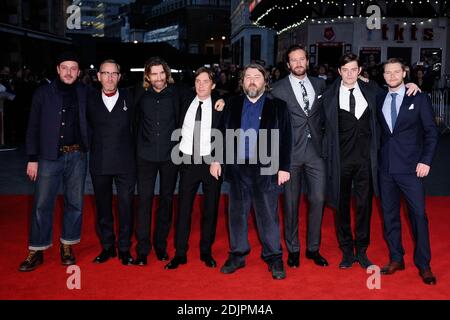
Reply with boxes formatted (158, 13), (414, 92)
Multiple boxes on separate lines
(271, 44), (328, 268)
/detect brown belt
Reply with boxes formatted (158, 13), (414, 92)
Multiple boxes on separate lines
(60, 144), (81, 153)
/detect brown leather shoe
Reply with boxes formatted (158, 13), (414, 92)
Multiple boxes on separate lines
(60, 244), (76, 265)
(419, 268), (437, 285)
(380, 261), (405, 275)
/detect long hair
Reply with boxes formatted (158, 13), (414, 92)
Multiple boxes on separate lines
(142, 57), (172, 89)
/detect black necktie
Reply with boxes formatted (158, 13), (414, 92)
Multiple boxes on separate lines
(349, 88), (356, 116)
(193, 100), (203, 158)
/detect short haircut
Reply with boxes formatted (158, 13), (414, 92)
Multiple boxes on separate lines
(99, 59), (120, 72)
(338, 53), (360, 68)
(239, 63), (271, 92)
(383, 58), (406, 71)
(195, 67), (215, 83)
(284, 44), (309, 64)
(143, 56), (171, 89)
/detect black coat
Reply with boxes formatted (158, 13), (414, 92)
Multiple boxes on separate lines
(223, 94), (292, 191)
(322, 78), (381, 208)
(87, 88), (135, 175)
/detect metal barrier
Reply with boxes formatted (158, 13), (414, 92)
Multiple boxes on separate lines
(431, 89), (450, 134)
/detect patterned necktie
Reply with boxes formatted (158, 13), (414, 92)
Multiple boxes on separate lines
(193, 100), (203, 158)
(390, 93), (398, 131)
(300, 81), (310, 116)
(349, 88), (356, 115)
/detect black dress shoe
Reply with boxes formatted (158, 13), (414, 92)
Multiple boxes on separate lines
(19, 251), (43, 272)
(306, 250), (329, 267)
(419, 268), (436, 285)
(200, 254), (217, 268)
(60, 244), (76, 266)
(287, 252), (300, 268)
(220, 257), (246, 274)
(118, 251), (134, 265)
(339, 254), (356, 269)
(93, 246), (117, 264)
(155, 249), (169, 261)
(355, 252), (374, 269)
(269, 260), (286, 280)
(133, 254), (147, 266)
(165, 256), (187, 269)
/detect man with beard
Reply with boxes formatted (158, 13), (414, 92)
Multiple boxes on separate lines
(210, 63), (292, 280)
(271, 44), (328, 269)
(377, 58), (438, 285)
(87, 60), (135, 266)
(19, 52), (89, 271)
(133, 57), (224, 266)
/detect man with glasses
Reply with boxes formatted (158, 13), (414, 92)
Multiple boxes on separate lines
(87, 59), (136, 266)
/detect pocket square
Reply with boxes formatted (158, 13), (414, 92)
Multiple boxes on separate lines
(317, 95), (322, 99)
(409, 104), (414, 110)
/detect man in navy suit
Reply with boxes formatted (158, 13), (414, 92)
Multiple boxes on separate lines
(377, 58), (439, 285)
(87, 60), (136, 266)
(19, 52), (89, 272)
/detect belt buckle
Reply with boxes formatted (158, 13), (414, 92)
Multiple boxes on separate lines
(62, 145), (70, 153)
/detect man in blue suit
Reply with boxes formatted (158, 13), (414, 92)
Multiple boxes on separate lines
(377, 58), (439, 285)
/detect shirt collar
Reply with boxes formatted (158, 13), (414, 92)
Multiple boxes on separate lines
(289, 73), (309, 85)
(340, 80), (360, 93)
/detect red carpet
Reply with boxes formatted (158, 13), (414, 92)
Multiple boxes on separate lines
(0, 195), (449, 300)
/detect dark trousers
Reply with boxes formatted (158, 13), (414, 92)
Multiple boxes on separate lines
(175, 163), (222, 257)
(379, 170), (431, 270)
(228, 167), (283, 265)
(336, 160), (373, 254)
(283, 142), (325, 253)
(91, 173), (136, 252)
(136, 157), (178, 255)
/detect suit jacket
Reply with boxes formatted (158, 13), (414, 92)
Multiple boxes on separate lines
(223, 94), (292, 191)
(26, 80), (89, 161)
(322, 78), (381, 208)
(271, 75), (327, 161)
(376, 91), (438, 174)
(87, 88), (135, 175)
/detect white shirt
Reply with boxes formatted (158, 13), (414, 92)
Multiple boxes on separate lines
(289, 74), (316, 113)
(339, 81), (368, 119)
(102, 90), (119, 112)
(179, 96), (212, 156)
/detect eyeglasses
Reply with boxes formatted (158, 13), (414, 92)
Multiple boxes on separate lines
(100, 71), (120, 77)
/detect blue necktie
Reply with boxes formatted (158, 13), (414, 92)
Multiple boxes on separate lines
(390, 93), (398, 131)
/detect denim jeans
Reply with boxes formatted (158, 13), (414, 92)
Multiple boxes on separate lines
(29, 152), (87, 250)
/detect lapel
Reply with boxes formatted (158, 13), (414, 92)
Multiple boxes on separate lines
(211, 96), (221, 129)
(377, 92), (391, 134)
(393, 93), (414, 133)
(308, 76), (321, 113)
(282, 76), (306, 118)
(259, 96), (272, 130)
(230, 95), (244, 129)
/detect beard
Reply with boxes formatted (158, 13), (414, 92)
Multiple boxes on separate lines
(244, 84), (264, 98)
(387, 78), (404, 89)
(290, 66), (306, 77)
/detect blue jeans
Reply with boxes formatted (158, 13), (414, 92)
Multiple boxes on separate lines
(29, 152), (87, 250)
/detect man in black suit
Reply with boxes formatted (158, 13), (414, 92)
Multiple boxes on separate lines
(271, 44), (328, 268)
(211, 63), (292, 280)
(377, 58), (438, 285)
(87, 59), (135, 265)
(322, 53), (419, 269)
(133, 57), (224, 265)
(165, 67), (223, 270)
